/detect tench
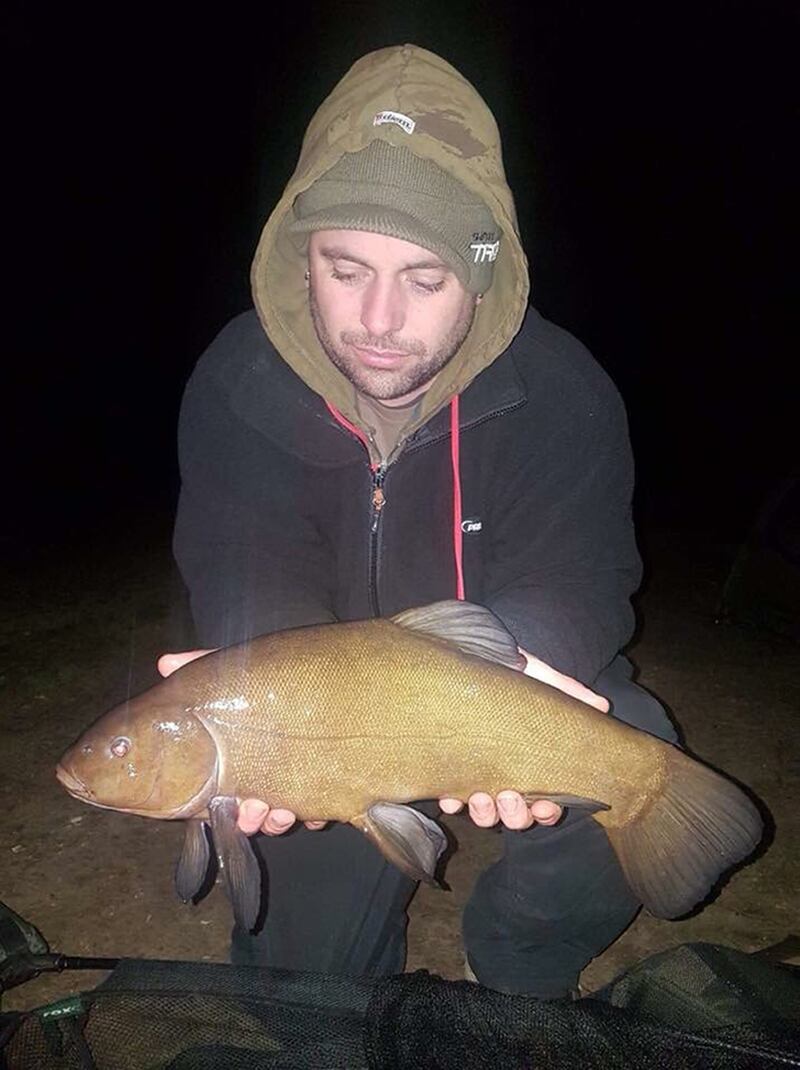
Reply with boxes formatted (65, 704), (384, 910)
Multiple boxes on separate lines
(56, 601), (763, 931)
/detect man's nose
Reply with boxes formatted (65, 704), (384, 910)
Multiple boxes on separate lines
(360, 278), (406, 338)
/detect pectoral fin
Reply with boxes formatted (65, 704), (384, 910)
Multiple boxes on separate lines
(175, 819), (211, 903)
(353, 803), (447, 884)
(208, 796), (262, 932)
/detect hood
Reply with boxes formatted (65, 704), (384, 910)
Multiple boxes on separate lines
(251, 44), (530, 438)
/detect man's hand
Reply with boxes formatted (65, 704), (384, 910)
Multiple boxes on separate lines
(517, 650), (610, 713)
(438, 647), (609, 830)
(237, 800), (328, 835)
(157, 644), (609, 837)
(157, 648), (328, 836)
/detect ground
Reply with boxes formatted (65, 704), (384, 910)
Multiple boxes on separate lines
(1, 519), (797, 1012)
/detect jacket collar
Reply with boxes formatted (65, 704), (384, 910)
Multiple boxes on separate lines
(404, 337), (527, 453)
(232, 311), (527, 467)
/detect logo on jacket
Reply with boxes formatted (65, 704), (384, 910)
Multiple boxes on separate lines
(461, 517), (483, 534)
(373, 110), (416, 135)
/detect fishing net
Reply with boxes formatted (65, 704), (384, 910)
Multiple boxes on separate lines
(1, 943), (798, 1069)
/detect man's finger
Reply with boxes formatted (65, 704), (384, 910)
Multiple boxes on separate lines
(496, 791), (535, 830)
(262, 808), (296, 835)
(529, 798), (563, 825)
(238, 798), (271, 834)
(157, 649), (216, 678)
(439, 797), (465, 815)
(303, 820), (328, 830)
(467, 791), (499, 828)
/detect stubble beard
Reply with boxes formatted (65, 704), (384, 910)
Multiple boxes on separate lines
(309, 287), (477, 401)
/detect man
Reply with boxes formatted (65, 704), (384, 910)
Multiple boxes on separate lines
(168, 44), (676, 998)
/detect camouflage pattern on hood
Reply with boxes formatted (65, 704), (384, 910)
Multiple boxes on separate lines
(251, 44), (530, 438)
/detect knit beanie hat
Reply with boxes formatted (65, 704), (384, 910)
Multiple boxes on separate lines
(290, 140), (501, 294)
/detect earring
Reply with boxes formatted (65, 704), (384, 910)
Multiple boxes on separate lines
(304, 270), (311, 281)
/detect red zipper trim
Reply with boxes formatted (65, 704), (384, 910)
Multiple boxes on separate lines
(324, 400), (378, 470)
(450, 395), (465, 600)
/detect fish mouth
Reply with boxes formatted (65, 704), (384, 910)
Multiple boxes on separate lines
(56, 763), (93, 799)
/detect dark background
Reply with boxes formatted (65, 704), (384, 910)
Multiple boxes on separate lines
(5, 1), (797, 554)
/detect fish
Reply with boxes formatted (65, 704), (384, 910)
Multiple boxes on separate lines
(56, 600), (763, 932)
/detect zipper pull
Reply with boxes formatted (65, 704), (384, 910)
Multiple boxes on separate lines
(370, 467), (386, 533)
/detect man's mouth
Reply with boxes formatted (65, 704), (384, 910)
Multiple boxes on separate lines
(353, 346), (408, 369)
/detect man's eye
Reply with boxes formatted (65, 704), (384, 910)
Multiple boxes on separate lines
(330, 269), (361, 285)
(411, 279), (446, 295)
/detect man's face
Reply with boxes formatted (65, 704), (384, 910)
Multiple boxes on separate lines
(307, 230), (477, 406)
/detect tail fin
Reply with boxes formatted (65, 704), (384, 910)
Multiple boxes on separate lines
(605, 747), (763, 919)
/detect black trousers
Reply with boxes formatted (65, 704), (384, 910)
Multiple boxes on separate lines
(231, 656), (678, 996)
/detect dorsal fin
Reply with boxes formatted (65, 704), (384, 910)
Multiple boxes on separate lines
(390, 601), (525, 671)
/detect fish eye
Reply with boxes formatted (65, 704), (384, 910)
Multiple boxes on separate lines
(110, 736), (131, 758)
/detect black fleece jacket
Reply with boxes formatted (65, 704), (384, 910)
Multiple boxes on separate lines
(174, 306), (641, 684)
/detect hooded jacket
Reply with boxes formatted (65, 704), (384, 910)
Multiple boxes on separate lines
(174, 45), (641, 684)
(251, 44), (529, 443)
